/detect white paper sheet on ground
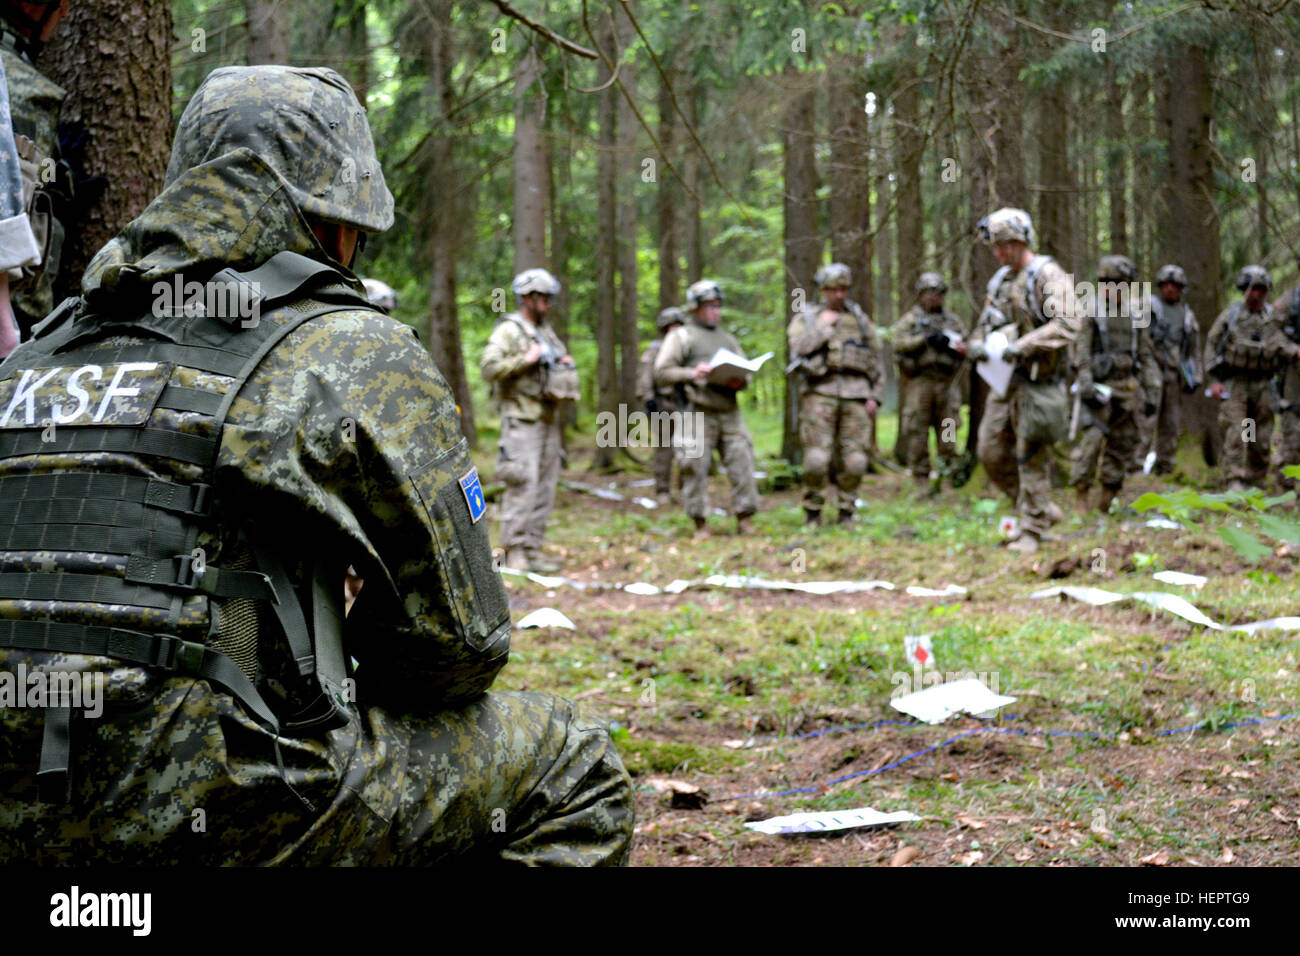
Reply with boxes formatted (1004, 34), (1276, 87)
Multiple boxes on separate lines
(704, 574), (894, 594)
(904, 634), (935, 668)
(891, 677), (1017, 724)
(526, 572), (573, 588)
(906, 584), (968, 597)
(515, 608), (576, 630)
(1143, 451), (1157, 475)
(633, 497), (658, 509)
(591, 488), (624, 501)
(1153, 570), (1208, 588)
(1145, 518), (1182, 530)
(745, 807), (921, 835)
(622, 581), (661, 596)
(976, 329), (1016, 398)
(1130, 592), (1224, 630)
(1232, 617), (1300, 635)
(628, 478), (656, 488)
(706, 348), (774, 385)
(664, 579), (695, 594)
(1030, 585), (1128, 606)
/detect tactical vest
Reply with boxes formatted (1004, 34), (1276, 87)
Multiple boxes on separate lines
(1287, 287), (1300, 343)
(801, 303), (874, 377)
(677, 318), (743, 411)
(986, 254), (1054, 330)
(0, 251), (366, 804)
(499, 312), (578, 403)
(1216, 303), (1277, 375)
(1090, 306), (1140, 381)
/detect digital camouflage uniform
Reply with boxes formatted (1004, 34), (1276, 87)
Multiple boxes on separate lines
(0, 18), (66, 337)
(1271, 284), (1300, 487)
(480, 311), (571, 557)
(1135, 295), (1201, 474)
(0, 66), (632, 866)
(891, 304), (965, 486)
(1069, 288), (1162, 495)
(1204, 296), (1299, 489)
(787, 300), (882, 517)
(970, 256), (1079, 538)
(654, 315), (758, 521)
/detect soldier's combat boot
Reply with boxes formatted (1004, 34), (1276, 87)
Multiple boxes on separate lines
(1007, 532), (1040, 555)
(804, 509), (822, 527)
(1096, 487), (1117, 515)
(735, 514), (754, 536)
(692, 516), (710, 541)
(836, 508), (855, 526)
(502, 549), (530, 571)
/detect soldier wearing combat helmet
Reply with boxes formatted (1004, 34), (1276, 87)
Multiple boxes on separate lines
(1271, 253), (1300, 488)
(891, 271), (968, 495)
(787, 263), (883, 524)
(0, 66), (632, 866)
(1204, 265), (1300, 490)
(638, 305), (686, 499)
(967, 208), (1080, 554)
(655, 279), (760, 537)
(1133, 264), (1201, 475)
(1067, 255), (1161, 514)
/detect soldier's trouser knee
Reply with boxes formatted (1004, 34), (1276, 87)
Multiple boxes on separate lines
(1069, 395), (1138, 490)
(1012, 388), (1056, 537)
(381, 691), (634, 866)
(1219, 381), (1274, 486)
(1154, 370), (1181, 467)
(719, 410), (759, 516)
(978, 389), (1019, 500)
(799, 393), (835, 511)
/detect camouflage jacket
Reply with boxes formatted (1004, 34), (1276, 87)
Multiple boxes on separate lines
(786, 300), (883, 402)
(1073, 291), (1163, 400)
(638, 337), (674, 405)
(655, 316), (750, 412)
(1204, 301), (1299, 382)
(480, 311), (568, 422)
(971, 256), (1079, 383)
(0, 139), (510, 863)
(1273, 286), (1300, 408)
(891, 305), (966, 379)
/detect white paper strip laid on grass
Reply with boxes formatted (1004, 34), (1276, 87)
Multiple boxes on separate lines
(1130, 591), (1224, 629)
(704, 574), (895, 594)
(628, 478), (656, 488)
(622, 581), (661, 596)
(515, 608), (576, 630)
(1145, 518), (1182, 530)
(745, 807), (921, 835)
(1031, 584), (1300, 633)
(906, 584), (968, 598)
(891, 678), (1017, 724)
(1232, 617), (1300, 635)
(632, 497), (658, 510)
(1030, 585), (1128, 606)
(1152, 570), (1208, 588)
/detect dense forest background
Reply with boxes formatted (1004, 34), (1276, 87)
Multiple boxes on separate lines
(39, 0), (1300, 458)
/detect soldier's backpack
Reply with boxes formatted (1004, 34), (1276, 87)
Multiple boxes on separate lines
(8, 133), (55, 291)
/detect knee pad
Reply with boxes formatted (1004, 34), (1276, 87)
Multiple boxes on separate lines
(803, 448), (830, 481)
(842, 450), (868, 478)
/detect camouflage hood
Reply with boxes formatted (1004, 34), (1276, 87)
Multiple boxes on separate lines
(82, 66), (392, 312)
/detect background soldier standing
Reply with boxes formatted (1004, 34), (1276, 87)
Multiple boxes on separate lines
(787, 263), (882, 525)
(1271, 254), (1300, 488)
(638, 306), (685, 499)
(1135, 264), (1201, 475)
(0, 66), (632, 866)
(481, 268), (579, 573)
(1068, 255), (1161, 514)
(968, 208), (1079, 554)
(891, 271), (967, 495)
(655, 279), (759, 538)
(1204, 265), (1300, 491)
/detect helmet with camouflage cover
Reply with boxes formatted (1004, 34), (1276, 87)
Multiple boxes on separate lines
(511, 267), (561, 298)
(686, 279), (724, 309)
(1097, 255), (1136, 282)
(814, 263), (852, 289)
(977, 208), (1034, 247)
(656, 306), (685, 331)
(915, 271), (947, 294)
(166, 66), (394, 234)
(1235, 265), (1272, 292)
(1154, 264), (1188, 288)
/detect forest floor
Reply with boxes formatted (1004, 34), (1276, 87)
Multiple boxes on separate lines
(482, 429), (1300, 867)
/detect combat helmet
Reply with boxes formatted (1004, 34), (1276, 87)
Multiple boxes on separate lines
(512, 267), (561, 298)
(1097, 255), (1137, 282)
(977, 208), (1034, 247)
(1154, 264), (1188, 288)
(167, 66), (394, 234)
(814, 263), (852, 289)
(686, 279), (724, 309)
(915, 271), (947, 294)
(1235, 265), (1272, 291)
(656, 306), (685, 331)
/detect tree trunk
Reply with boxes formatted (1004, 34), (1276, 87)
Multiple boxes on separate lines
(1035, 75), (1072, 264)
(1106, 62), (1127, 253)
(683, 87), (704, 284)
(615, 17), (639, 409)
(781, 66), (819, 463)
(828, 66), (870, 312)
(656, 62), (680, 311)
(245, 0), (289, 64)
(422, 0), (474, 445)
(346, 0), (368, 105)
(593, 15), (619, 470)
(1131, 74), (1150, 270)
(40, 0), (172, 301)
(1163, 44), (1220, 458)
(513, 42), (547, 272)
(893, 65), (923, 296)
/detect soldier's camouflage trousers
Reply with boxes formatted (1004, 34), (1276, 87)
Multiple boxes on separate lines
(977, 384), (1056, 537)
(1218, 376), (1276, 488)
(1279, 367), (1300, 489)
(1134, 368), (1182, 473)
(652, 404), (678, 495)
(680, 407), (758, 520)
(900, 374), (959, 484)
(0, 677), (634, 865)
(1070, 388), (1142, 491)
(497, 412), (563, 552)
(799, 392), (870, 514)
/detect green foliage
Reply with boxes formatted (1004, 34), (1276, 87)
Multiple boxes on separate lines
(1133, 480), (1297, 562)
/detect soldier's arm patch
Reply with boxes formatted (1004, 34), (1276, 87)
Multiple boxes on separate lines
(458, 467), (486, 523)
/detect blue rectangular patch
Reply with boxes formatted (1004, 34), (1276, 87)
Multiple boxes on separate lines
(459, 468), (486, 523)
